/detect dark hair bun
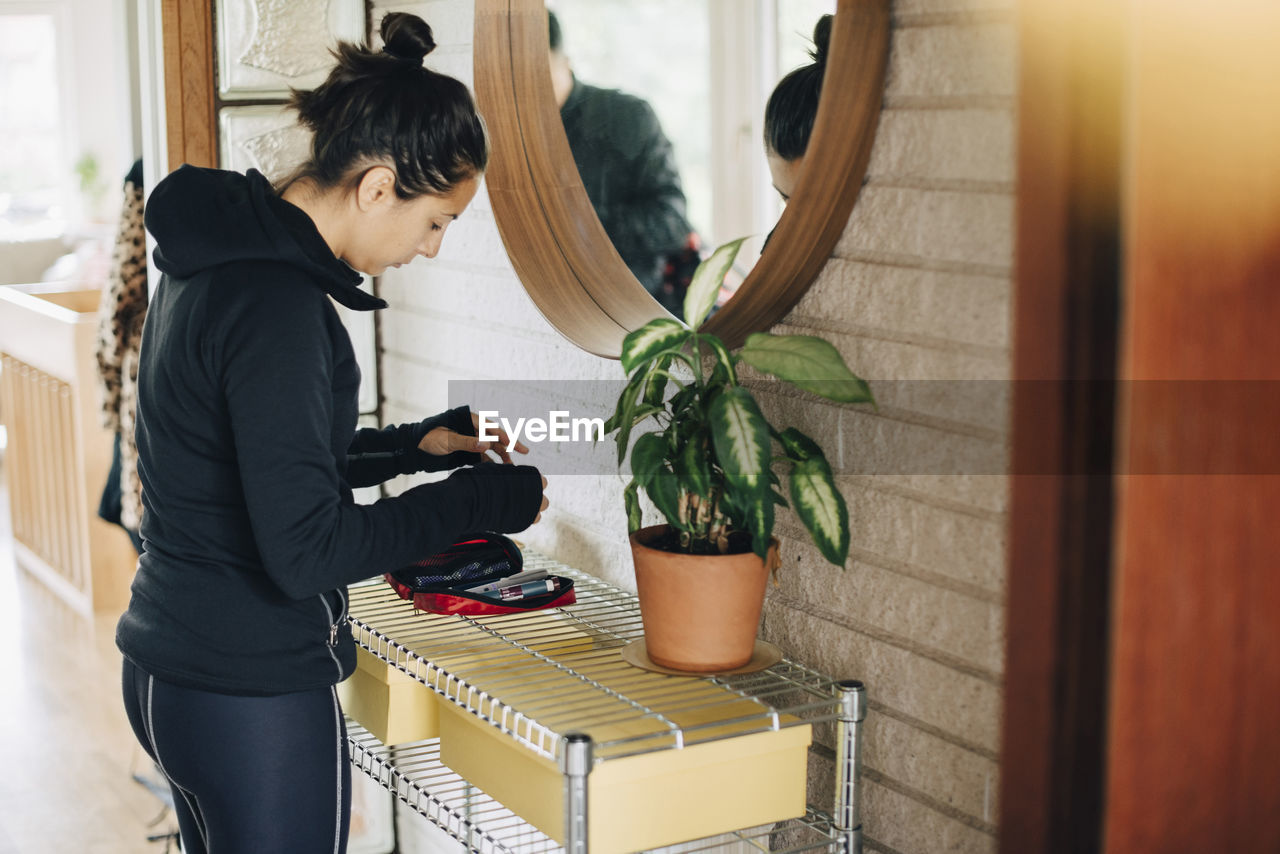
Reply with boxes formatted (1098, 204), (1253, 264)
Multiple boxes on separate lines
(764, 14), (833, 160)
(811, 14), (832, 65)
(283, 10), (487, 200)
(381, 12), (436, 64)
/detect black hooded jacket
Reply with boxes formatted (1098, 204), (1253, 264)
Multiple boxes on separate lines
(116, 166), (542, 695)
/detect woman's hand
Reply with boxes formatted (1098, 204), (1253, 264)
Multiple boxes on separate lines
(418, 411), (529, 464)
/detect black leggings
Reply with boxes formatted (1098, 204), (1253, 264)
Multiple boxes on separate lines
(122, 658), (351, 854)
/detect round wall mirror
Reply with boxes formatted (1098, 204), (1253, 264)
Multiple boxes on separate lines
(474, 0), (889, 358)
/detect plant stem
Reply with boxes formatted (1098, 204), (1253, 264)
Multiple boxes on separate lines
(704, 336), (738, 385)
(691, 335), (706, 393)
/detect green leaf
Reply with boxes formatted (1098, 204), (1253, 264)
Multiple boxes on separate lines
(646, 468), (686, 532)
(643, 354), (673, 407)
(604, 369), (643, 434)
(775, 427), (826, 463)
(630, 432), (667, 490)
(717, 481), (742, 521)
(621, 318), (691, 375)
(628, 403), (664, 427)
(683, 237), (748, 328)
(623, 479), (643, 533)
(789, 455), (850, 567)
(605, 404), (660, 439)
(665, 385), (697, 428)
(737, 333), (874, 403)
(610, 369), (647, 466)
(738, 482), (776, 561)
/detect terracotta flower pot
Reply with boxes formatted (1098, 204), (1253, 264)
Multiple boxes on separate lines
(629, 525), (778, 672)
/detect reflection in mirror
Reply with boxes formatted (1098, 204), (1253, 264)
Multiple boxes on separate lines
(764, 15), (832, 203)
(545, 0), (836, 315)
(547, 8), (695, 314)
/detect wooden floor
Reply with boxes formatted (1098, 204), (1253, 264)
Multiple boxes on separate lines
(0, 484), (179, 853)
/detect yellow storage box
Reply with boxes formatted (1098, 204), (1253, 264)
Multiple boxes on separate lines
(438, 699), (811, 854)
(338, 646), (439, 745)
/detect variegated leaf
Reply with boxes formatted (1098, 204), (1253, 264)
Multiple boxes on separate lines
(789, 456), (850, 566)
(709, 387), (771, 552)
(708, 387), (771, 487)
(643, 354), (674, 407)
(683, 237), (748, 329)
(621, 318), (690, 375)
(775, 426), (825, 462)
(738, 333), (873, 403)
(734, 479), (775, 561)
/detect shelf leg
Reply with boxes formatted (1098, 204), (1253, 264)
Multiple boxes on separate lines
(560, 732), (593, 854)
(835, 680), (867, 854)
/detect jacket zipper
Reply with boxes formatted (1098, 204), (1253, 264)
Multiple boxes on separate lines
(332, 587), (348, 644)
(319, 590), (347, 679)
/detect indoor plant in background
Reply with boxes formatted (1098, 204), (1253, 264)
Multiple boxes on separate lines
(605, 239), (874, 672)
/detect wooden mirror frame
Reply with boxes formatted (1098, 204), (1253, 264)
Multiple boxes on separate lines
(474, 0), (890, 358)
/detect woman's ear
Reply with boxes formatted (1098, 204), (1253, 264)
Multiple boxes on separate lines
(355, 166), (398, 211)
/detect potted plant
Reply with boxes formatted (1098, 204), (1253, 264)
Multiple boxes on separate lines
(605, 238), (874, 672)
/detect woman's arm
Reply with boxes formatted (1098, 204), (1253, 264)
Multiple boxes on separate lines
(218, 282), (542, 599)
(345, 406), (481, 487)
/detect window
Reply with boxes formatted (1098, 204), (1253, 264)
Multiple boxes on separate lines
(0, 10), (67, 236)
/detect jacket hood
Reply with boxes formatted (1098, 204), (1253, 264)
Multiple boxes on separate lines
(145, 166), (386, 311)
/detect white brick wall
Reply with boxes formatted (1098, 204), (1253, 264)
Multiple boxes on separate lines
(373, 2), (1013, 852)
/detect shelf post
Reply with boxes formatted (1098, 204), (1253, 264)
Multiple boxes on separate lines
(835, 680), (867, 854)
(560, 732), (593, 854)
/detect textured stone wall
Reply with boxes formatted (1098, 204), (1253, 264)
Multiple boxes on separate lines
(371, 2), (1014, 852)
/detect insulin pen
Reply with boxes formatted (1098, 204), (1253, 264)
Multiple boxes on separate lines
(464, 569), (547, 595)
(492, 578), (559, 600)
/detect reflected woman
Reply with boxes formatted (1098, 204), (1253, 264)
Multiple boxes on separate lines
(764, 15), (832, 204)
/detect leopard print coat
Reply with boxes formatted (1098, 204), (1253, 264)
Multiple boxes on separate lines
(95, 170), (148, 531)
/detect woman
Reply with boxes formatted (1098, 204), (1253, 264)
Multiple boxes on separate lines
(116, 14), (546, 853)
(764, 15), (832, 202)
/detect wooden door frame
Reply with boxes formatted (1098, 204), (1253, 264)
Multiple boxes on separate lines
(161, 0), (217, 171)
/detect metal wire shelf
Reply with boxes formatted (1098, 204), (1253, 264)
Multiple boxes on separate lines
(347, 720), (843, 854)
(347, 551), (848, 765)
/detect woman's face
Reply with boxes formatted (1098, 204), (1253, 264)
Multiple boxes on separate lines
(767, 151), (803, 204)
(346, 173), (481, 276)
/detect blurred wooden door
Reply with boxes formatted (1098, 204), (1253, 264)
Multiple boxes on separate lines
(1003, 1), (1280, 852)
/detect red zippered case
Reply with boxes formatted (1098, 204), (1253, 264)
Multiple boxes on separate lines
(385, 533), (576, 616)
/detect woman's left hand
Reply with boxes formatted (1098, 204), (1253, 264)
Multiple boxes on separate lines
(418, 411), (528, 464)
